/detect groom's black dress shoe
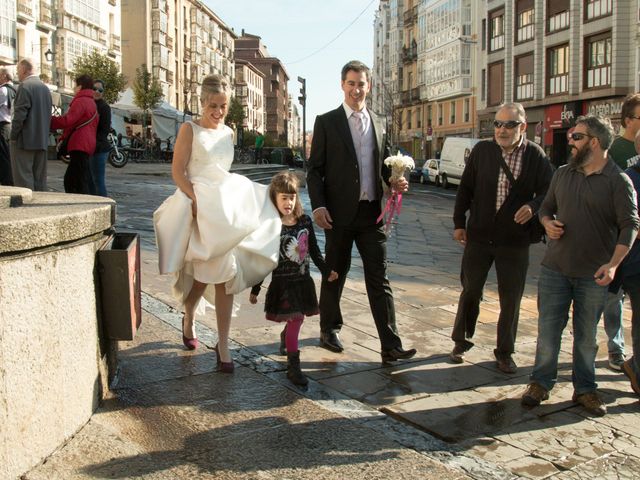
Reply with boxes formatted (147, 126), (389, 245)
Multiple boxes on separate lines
(320, 332), (344, 353)
(381, 347), (417, 363)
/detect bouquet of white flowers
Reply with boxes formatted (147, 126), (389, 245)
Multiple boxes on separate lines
(377, 153), (414, 236)
(384, 153), (415, 183)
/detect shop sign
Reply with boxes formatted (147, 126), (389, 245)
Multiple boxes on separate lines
(587, 100), (623, 117)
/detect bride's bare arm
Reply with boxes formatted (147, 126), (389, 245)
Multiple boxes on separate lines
(171, 122), (195, 201)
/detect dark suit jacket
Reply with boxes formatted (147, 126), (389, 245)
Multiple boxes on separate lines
(307, 105), (391, 226)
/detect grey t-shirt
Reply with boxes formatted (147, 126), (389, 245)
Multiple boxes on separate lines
(539, 159), (639, 277)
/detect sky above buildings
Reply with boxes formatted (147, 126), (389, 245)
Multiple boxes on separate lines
(206, 0), (379, 131)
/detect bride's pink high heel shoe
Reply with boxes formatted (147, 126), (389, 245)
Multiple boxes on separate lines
(214, 344), (234, 373)
(182, 315), (198, 350)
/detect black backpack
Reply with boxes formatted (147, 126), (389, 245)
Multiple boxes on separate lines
(3, 83), (16, 109)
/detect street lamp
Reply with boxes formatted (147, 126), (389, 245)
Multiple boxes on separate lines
(44, 48), (54, 62)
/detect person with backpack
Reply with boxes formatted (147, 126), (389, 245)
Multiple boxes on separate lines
(0, 67), (15, 185)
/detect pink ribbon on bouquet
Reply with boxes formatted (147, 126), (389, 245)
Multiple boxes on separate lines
(377, 190), (403, 235)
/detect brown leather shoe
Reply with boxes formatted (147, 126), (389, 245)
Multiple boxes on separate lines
(496, 355), (517, 374)
(521, 383), (549, 407)
(572, 391), (606, 417)
(622, 360), (640, 396)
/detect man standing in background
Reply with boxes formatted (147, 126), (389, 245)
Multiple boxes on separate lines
(10, 59), (52, 191)
(0, 68), (15, 185)
(600, 93), (640, 371)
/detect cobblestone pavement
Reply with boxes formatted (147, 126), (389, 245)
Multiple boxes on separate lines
(31, 160), (640, 479)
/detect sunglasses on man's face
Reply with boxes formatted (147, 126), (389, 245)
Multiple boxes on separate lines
(568, 132), (593, 141)
(93, 87), (104, 93)
(493, 120), (522, 129)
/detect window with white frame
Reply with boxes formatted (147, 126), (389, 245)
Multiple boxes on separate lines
(490, 9), (505, 51)
(516, 0), (534, 43)
(585, 33), (611, 88)
(547, 0), (570, 32)
(515, 54), (534, 100)
(548, 44), (569, 95)
(585, 0), (612, 20)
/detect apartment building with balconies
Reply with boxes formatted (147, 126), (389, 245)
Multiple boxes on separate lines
(414, 0), (478, 158)
(121, 0), (235, 115)
(235, 58), (265, 134)
(477, 0), (636, 166)
(52, 0), (121, 95)
(3, 0), (120, 97)
(235, 32), (289, 144)
(378, 0), (478, 159)
(373, 1), (405, 145)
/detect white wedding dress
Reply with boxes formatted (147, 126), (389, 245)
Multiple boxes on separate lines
(153, 122), (281, 311)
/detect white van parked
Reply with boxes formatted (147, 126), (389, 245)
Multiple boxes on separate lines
(436, 137), (481, 188)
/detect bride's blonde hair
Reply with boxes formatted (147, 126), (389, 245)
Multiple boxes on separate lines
(200, 74), (229, 103)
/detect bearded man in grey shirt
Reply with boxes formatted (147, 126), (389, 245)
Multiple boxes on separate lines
(522, 114), (639, 417)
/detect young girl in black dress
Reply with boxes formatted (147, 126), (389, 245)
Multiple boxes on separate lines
(250, 171), (337, 386)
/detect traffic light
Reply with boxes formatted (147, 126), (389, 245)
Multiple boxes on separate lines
(298, 76), (306, 106)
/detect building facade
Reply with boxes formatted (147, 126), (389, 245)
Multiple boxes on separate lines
(374, 0), (478, 160)
(288, 98), (301, 149)
(235, 58), (265, 134)
(235, 32), (289, 144)
(121, 0), (235, 115)
(3, 0), (120, 97)
(419, 0), (477, 158)
(477, 0), (636, 166)
(53, 0), (121, 95)
(373, 0), (404, 146)
(4, 0), (55, 82)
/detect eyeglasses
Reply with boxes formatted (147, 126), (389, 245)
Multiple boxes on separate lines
(568, 132), (594, 141)
(93, 87), (104, 93)
(493, 120), (522, 129)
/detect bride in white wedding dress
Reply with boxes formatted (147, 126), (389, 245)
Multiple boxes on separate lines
(154, 74), (281, 372)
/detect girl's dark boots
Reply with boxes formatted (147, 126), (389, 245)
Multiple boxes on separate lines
(287, 351), (308, 386)
(279, 325), (287, 355)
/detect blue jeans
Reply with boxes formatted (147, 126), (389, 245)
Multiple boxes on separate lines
(89, 150), (108, 197)
(603, 289), (625, 355)
(530, 266), (607, 395)
(621, 273), (640, 386)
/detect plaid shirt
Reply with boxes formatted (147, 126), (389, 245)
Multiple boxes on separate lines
(496, 137), (526, 212)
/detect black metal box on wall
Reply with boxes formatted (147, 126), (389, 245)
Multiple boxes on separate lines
(97, 233), (142, 340)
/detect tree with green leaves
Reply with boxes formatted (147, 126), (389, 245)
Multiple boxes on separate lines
(132, 64), (163, 138)
(225, 96), (246, 131)
(72, 50), (127, 105)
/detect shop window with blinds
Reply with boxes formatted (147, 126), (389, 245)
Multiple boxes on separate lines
(489, 8), (505, 52)
(585, 33), (612, 88)
(548, 44), (569, 95)
(515, 54), (534, 100)
(487, 61), (504, 107)
(585, 0), (612, 21)
(547, 0), (570, 32)
(516, 0), (534, 43)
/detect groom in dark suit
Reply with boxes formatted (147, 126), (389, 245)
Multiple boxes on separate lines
(307, 60), (416, 363)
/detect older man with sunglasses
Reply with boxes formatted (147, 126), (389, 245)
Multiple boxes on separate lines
(522, 115), (639, 417)
(451, 103), (553, 373)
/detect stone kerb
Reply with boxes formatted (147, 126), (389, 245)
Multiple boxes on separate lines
(0, 186), (116, 479)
